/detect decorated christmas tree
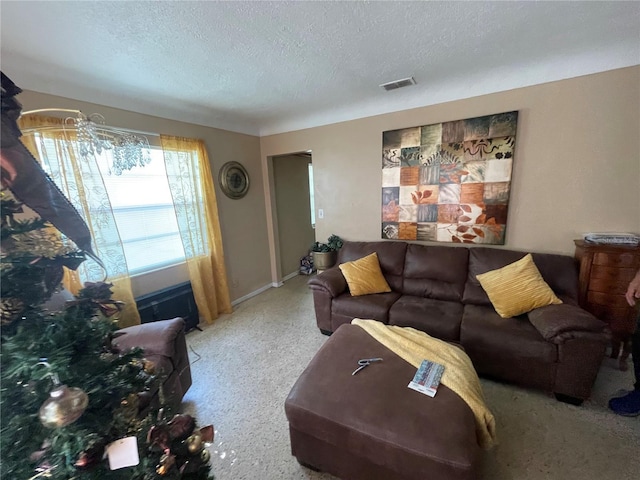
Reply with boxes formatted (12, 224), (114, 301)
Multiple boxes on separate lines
(1, 72), (214, 479)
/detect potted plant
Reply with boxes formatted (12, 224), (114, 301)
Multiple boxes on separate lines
(310, 234), (343, 271)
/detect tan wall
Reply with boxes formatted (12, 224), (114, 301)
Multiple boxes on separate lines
(261, 67), (640, 261)
(17, 66), (640, 299)
(273, 155), (315, 277)
(18, 90), (271, 301)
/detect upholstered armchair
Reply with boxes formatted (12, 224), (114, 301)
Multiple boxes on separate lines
(113, 317), (192, 412)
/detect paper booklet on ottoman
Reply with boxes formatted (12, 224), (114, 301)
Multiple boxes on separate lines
(408, 359), (445, 397)
(285, 319), (496, 480)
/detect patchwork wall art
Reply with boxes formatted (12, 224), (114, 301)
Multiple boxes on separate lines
(381, 111), (518, 244)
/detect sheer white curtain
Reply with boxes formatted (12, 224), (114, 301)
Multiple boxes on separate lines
(160, 135), (232, 324)
(18, 115), (141, 327)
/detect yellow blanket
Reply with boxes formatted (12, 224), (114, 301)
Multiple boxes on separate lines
(352, 319), (497, 449)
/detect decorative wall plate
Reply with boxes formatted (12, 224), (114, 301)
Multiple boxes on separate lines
(219, 161), (249, 199)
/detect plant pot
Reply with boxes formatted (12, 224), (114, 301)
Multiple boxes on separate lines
(312, 251), (337, 271)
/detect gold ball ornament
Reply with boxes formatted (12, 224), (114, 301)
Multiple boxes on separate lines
(200, 448), (211, 463)
(38, 384), (89, 428)
(186, 433), (203, 454)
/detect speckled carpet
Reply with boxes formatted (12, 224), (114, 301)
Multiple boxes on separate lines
(182, 275), (639, 480)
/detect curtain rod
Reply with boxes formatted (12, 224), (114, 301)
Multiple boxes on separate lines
(20, 108), (160, 138)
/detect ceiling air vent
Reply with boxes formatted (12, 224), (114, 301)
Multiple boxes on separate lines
(379, 77), (416, 91)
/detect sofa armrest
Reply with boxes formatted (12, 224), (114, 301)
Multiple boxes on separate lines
(307, 267), (347, 297)
(113, 317), (186, 358)
(527, 304), (609, 345)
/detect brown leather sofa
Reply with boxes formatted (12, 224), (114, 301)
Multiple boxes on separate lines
(308, 241), (609, 403)
(114, 317), (192, 411)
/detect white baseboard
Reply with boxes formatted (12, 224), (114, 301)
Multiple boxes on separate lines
(282, 271), (299, 282)
(230, 272), (300, 307)
(231, 284), (272, 306)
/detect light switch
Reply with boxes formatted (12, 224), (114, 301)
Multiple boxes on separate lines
(318, 209), (324, 219)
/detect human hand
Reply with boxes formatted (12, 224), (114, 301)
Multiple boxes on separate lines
(625, 269), (640, 307)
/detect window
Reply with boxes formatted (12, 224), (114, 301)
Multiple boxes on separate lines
(34, 135), (187, 275)
(96, 149), (186, 274)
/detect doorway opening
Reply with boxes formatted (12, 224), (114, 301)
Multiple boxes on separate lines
(271, 151), (315, 283)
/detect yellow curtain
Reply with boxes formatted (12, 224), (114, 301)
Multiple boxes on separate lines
(160, 135), (232, 323)
(18, 114), (141, 327)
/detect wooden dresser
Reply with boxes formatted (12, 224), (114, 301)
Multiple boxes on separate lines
(574, 240), (640, 370)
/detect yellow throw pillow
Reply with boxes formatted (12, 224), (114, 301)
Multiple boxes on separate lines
(339, 252), (391, 296)
(475, 253), (562, 318)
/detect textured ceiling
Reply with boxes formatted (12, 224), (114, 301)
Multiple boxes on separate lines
(1, 1), (639, 136)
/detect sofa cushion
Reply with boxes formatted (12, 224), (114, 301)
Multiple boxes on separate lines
(463, 248), (579, 306)
(389, 295), (463, 342)
(339, 252), (391, 296)
(338, 241), (408, 292)
(475, 254), (562, 318)
(402, 244), (469, 301)
(461, 305), (557, 362)
(460, 305), (557, 391)
(528, 252), (580, 304)
(332, 291), (401, 324)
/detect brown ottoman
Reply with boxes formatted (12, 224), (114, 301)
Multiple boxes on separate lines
(285, 324), (480, 480)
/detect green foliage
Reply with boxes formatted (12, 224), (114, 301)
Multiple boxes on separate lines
(0, 196), (213, 479)
(310, 234), (343, 252)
